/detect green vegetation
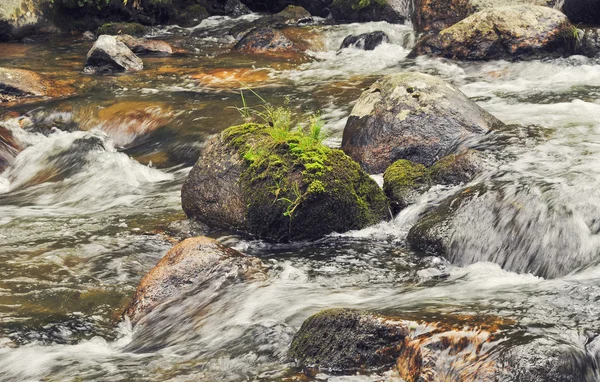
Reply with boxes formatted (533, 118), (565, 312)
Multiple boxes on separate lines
(220, 92), (388, 241)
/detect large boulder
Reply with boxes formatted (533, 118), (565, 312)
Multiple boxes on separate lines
(411, 5), (577, 61)
(233, 27), (300, 54)
(124, 236), (265, 324)
(115, 34), (174, 55)
(340, 31), (389, 50)
(341, 72), (501, 174)
(330, 0), (408, 23)
(181, 122), (389, 242)
(0, 0), (57, 41)
(414, 0), (556, 32)
(562, 0), (600, 25)
(407, 180), (600, 279)
(84, 35), (143, 74)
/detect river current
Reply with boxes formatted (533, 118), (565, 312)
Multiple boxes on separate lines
(1, 14), (600, 381)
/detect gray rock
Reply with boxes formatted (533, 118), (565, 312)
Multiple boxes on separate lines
(84, 35), (143, 74)
(410, 5), (577, 61)
(341, 72), (501, 173)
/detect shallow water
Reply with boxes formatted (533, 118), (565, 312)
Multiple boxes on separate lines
(1, 14), (600, 381)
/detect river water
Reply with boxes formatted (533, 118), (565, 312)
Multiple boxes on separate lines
(1, 14), (600, 381)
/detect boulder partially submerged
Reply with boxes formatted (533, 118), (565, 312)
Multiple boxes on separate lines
(0, 123), (22, 173)
(340, 31), (389, 50)
(181, 121), (389, 242)
(84, 35), (143, 74)
(341, 72), (501, 174)
(234, 28), (300, 54)
(411, 5), (577, 61)
(124, 236), (265, 324)
(291, 308), (596, 380)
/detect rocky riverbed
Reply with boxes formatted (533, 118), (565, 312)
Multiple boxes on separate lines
(2, 0), (600, 380)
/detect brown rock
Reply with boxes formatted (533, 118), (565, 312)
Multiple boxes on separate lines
(0, 123), (22, 173)
(115, 34), (174, 56)
(75, 101), (174, 147)
(234, 28), (300, 54)
(124, 236), (265, 324)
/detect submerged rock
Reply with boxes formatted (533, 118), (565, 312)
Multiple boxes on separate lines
(181, 123), (389, 242)
(411, 5), (577, 61)
(124, 236), (265, 324)
(84, 35), (143, 74)
(0, 67), (47, 102)
(115, 34), (174, 55)
(75, 101), (174, 147)
(562, 0), (600, 25)
(414, 0), (555, 32)
(341, 72), (501, 174)
(234, 27), (299, 54)
(340, 31), (389, 50)
(0, 123), (22, 173)
(330, 0), (407, 23)
(289, 308), (408, 371)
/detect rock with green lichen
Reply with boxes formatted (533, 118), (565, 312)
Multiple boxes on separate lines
(289, 308), (408, 371)
(383, 159), (429, 214)
(410, 5), (577, 61)
(181, 123), (389, 242)
(383, 150), (486, 214)
(414, 0), (555, 32)
(330, 0), (407, 23)
(341, 72), (502, 174)
(97, 22), (146, 37)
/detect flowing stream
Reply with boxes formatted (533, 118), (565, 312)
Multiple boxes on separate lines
(1, 13), (600, 381)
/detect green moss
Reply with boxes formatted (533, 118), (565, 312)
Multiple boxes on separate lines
(221, 122), (388, 242)
(383, 159), (430, 213)
(97, 22), (146, 36)
(174, 5), (210, 27)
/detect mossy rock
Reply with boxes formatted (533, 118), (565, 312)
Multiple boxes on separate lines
(383, 159), (429, 214)
(272, 5), (312, 24)
(97, 22), (146, 36)
(383, 151), (486, 214)
(174, 5), (209, 27)
(289, 308), (408, 372)
(410, 5), (577, 61)
(330, 0), (405, 23)
(181, 123), (389, 242)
